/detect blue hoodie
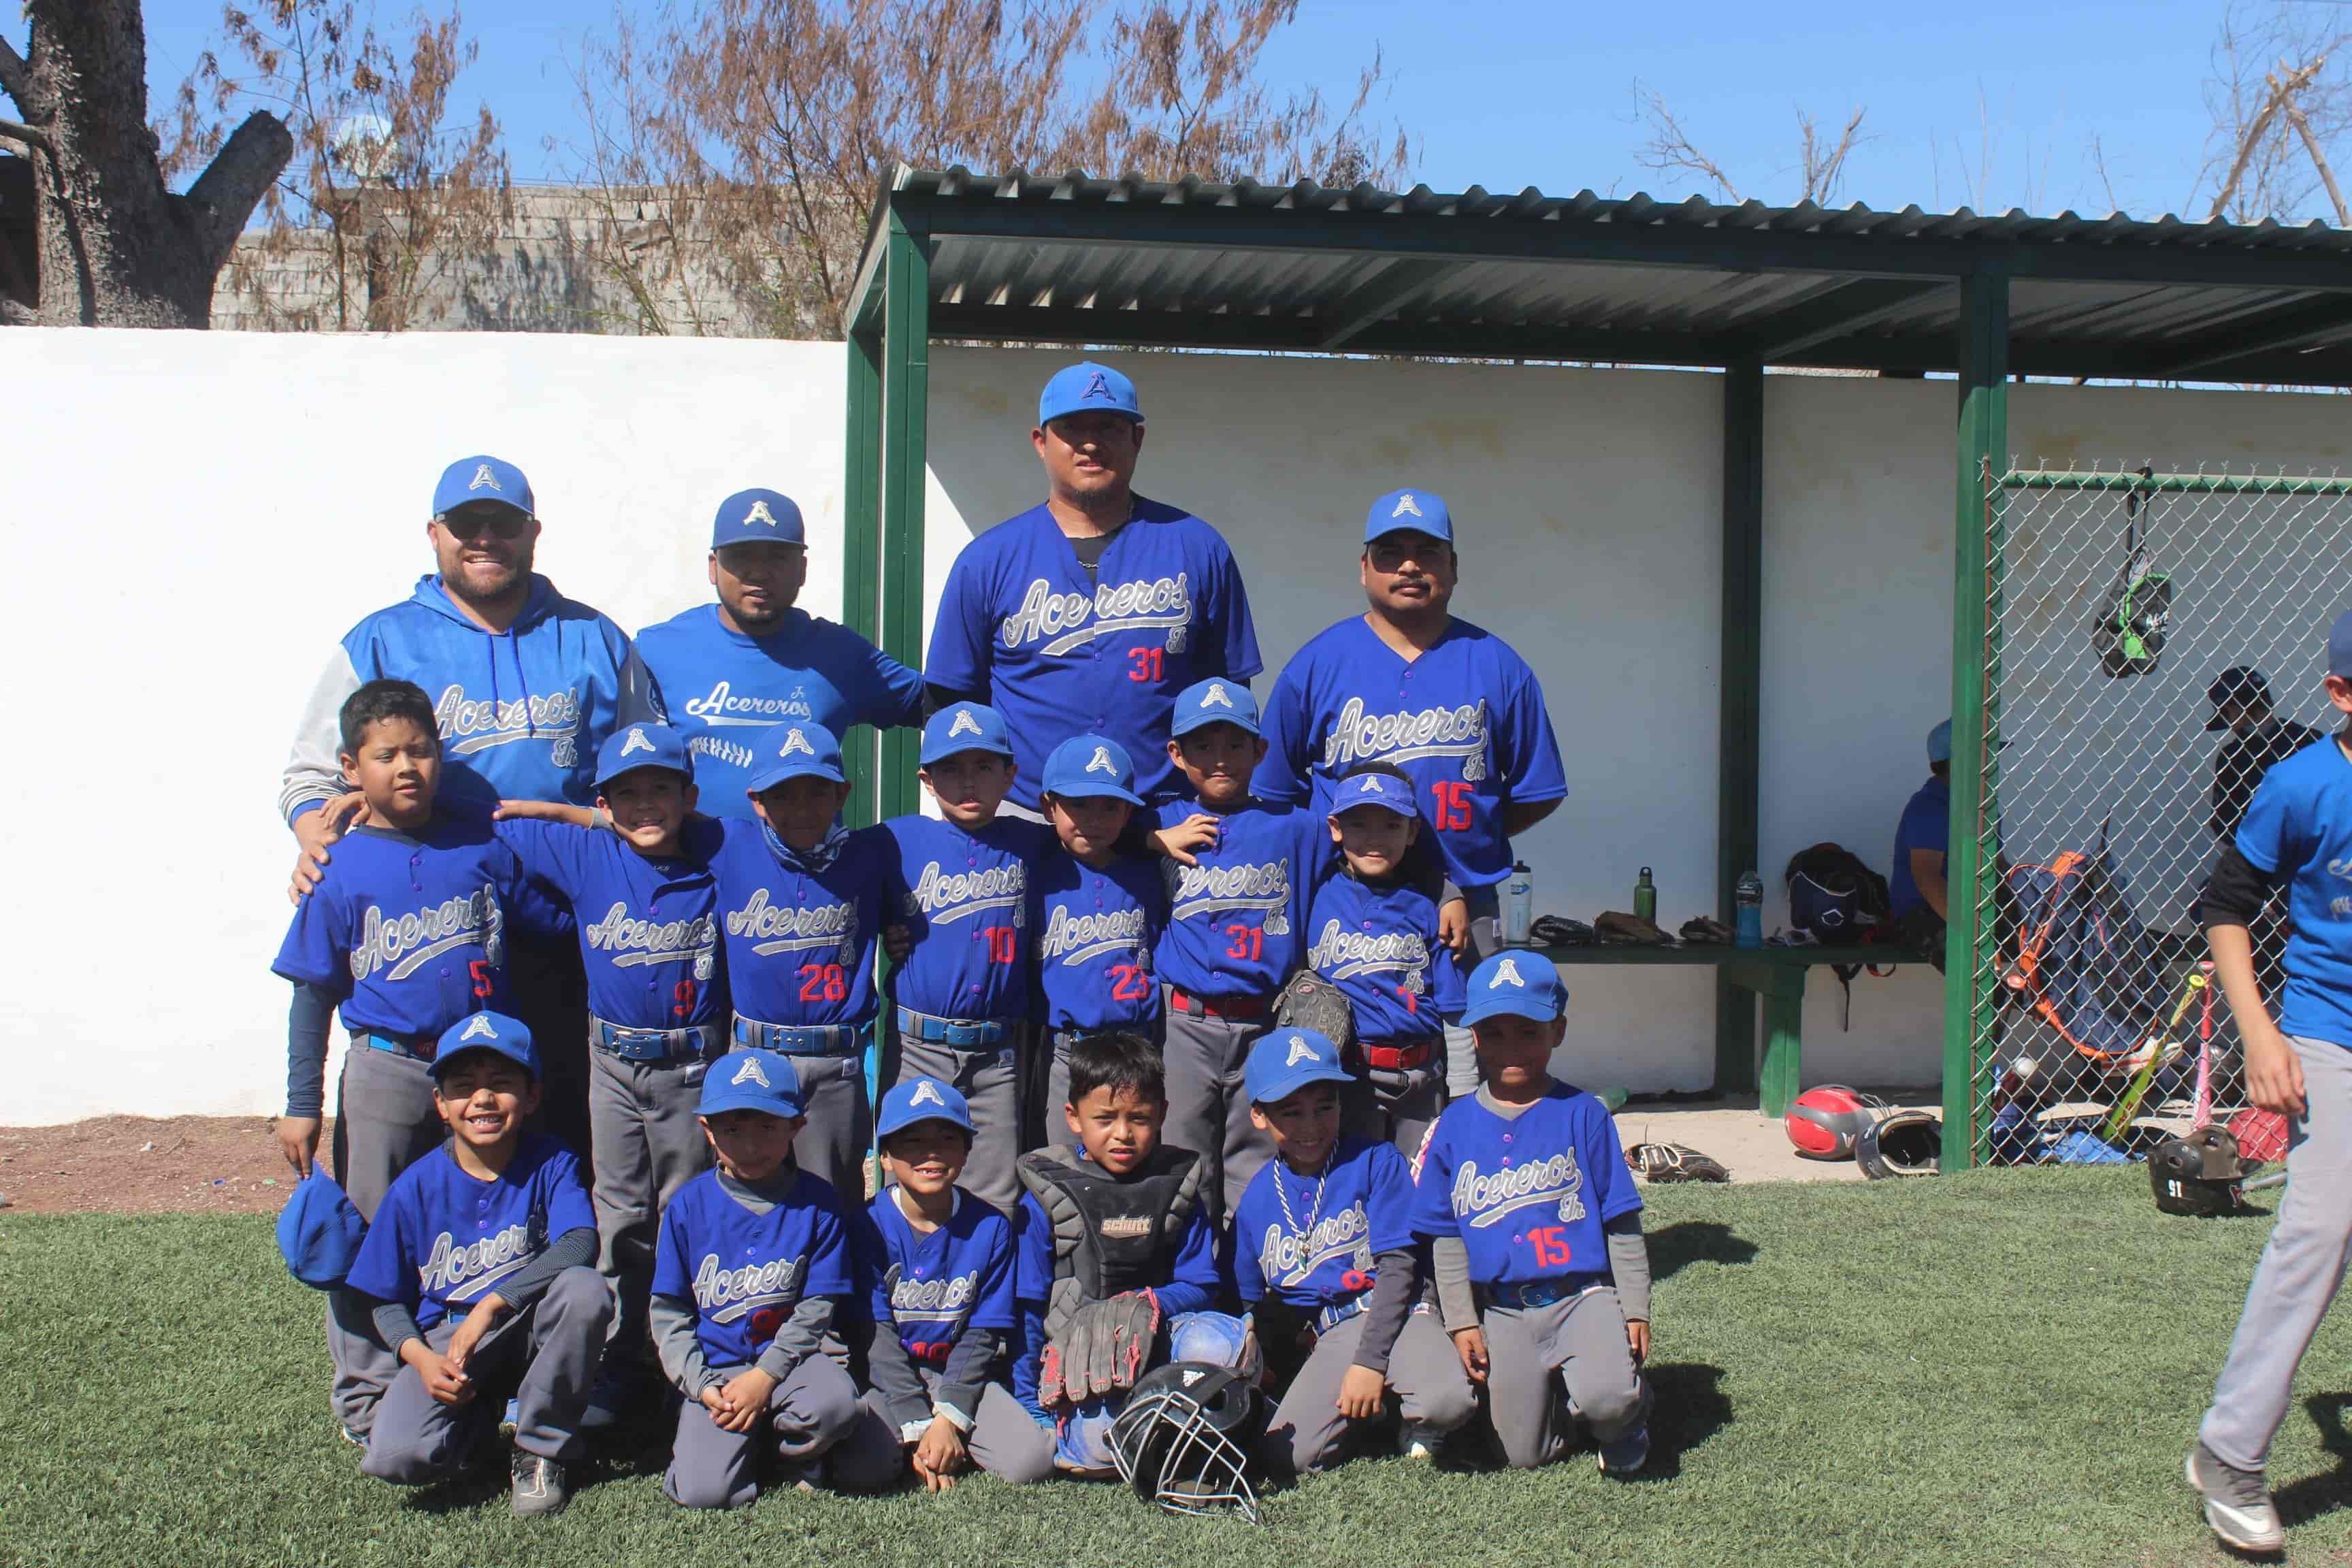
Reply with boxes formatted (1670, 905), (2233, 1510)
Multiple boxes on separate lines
(280, 573), (666, 820)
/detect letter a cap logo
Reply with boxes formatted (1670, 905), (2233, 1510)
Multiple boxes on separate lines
(430, 1010), (540, 1083)
(743, 498), (778, 528)
(1392, 491), (1421, 519)
(879, 1075), (974, 1138)
(1364, 487), (1453, 548)
(710, 488), (804, 549)
(732, 1056), (770, 1088)
(781, 728), (814, 758)
(433, 455), (534, 520)
(1087, 746), (1117, 775)
(1462, 951), (1565, 1028)
(621, 727), (655, 758)
(1284, 1034), (1318, 1068)
(461, 1014), (500, 1042)
(921, 702), (1011, 766)
(699, 1047), (806, 1119)
(1203, 683), (1234, 709)
(469, 463), (502, 493)
(950, 710), (981, 738)
(1245, 1026), (1348, 1105)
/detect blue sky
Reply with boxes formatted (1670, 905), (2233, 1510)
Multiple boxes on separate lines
(108, 0), (2324, 220)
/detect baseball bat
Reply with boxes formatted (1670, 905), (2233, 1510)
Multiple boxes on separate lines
(2100, 971), (2209, 1146)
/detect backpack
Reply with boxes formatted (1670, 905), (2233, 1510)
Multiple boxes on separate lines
(1782, 843), (1893, 1029)
(2002, 829), (2166, 1064)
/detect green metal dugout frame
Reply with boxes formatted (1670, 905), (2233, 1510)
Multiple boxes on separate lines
(838, 166), (2352, 1167)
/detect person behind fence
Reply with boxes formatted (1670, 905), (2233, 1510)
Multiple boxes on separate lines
(2184, 612), (2352, 1556)
(270, 679), (565, 1447)
(1411, 951), (1652, 1476)
(1235, 1027), (1475, 1478)
(341, 1013), (612, 1516)
(1305, 766), (1465, 1158)
(2206, 666), (2323, 845)
(1013, 1032), (1248, 1477)
(650, 1049), (894, 1508)
(845, 1078), (1056, 1491)
(1891, 718), (1956, 968)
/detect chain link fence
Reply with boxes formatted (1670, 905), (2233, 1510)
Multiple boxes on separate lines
(1959, 466), (2352, 1166)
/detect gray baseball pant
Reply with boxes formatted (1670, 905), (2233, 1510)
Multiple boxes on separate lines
(1258, 1309), (1477, 1477)
(664, 1354), (882, 1508)
(1160, 990), (1275, 1224)
(1339, 1063), (1446, 1166)
(1484, 1286), (1646, 1469)
(2202, 1034), (2352, 1470)
(779, 1048), (874, 1207)
(845, 1375), (1058, 1489)
(361, 1266), (613, 1482)
(892, 1017), (1024, 1212)
(510, 932), (593, 1174)
(327, 1043), (445, 1437)
(586, 1041), (717, 1359)
(1445, 892), (1501, 1100)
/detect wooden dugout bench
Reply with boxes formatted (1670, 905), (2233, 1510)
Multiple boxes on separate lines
(1526, 943), (1918, 1118)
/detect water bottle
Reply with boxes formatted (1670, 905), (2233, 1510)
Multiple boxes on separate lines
(1734, 870), (1764, 948)
(1501, 861), (1534, 946)
(1633, 866), (1656, 926)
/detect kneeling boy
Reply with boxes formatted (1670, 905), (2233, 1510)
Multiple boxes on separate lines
(1015, 1032), (1249, 1475)
(343, 1013), (612, 1516)
(651, 1049), (892, 1507)
(1409, 953), (1654, 1475)
(1237, 1028), (1473, 1476)
(849, 1077), (1056, 1490)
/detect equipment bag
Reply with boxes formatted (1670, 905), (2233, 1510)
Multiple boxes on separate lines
(2092, 475), (2172, 679)
(1782, 843), (1892, 1029)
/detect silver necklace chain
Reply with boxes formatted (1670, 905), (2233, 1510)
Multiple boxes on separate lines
(1275, 1145), (1334, 1241)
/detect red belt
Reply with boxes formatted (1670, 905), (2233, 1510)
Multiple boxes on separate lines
(1168, 987), (1270, 1020)
(1362, 1039), (1435, 1073)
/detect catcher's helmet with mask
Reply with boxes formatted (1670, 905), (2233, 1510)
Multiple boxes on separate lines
(1108, 1361), (1267, 1522)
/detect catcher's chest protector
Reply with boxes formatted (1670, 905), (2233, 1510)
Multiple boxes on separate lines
(1017, 1144), (1205, 1340)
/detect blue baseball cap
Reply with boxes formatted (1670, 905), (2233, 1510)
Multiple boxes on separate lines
(877, 1076), (975, 1141)
(711, 487), (805, 550)
(2331, 609), (2352, 678)
(700, 1049), (806, 1119)
(1245, 1027), (1354, 1107)
(1927, 719), (1953, 765)
(431, 455), (534, 519)
(1328, 770), (1418, 820)
(1038, 361), (1143, 426)
(1041, 734), (1143, 805)
(1169, 677), (1260, 738)
(429, 1011), (540, 1081)
(595, 723), (695, 789)
(921, 702), (1014, 766)
(1460, 952), (1569, 1028)
(743, 721), (846, 794)
(276, 1169), (368, 1290)
(1365, 487), (1454, 546)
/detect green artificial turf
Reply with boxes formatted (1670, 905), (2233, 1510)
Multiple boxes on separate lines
(3, 1171), (2346, 1567)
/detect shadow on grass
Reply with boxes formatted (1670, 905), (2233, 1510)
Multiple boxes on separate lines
(1637, 1362), (1730, 1482)
(1648, 1222), (1759, 1284)
(2273, 1392), (2352, 1532)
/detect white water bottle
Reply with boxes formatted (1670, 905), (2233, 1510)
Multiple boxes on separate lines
(1501, 861), (1535, 945)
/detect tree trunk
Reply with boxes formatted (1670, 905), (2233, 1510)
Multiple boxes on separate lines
(2, 0), (291, 327)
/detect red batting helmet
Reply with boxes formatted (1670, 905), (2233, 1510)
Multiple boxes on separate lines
(1786, 1085), (1877, 1160)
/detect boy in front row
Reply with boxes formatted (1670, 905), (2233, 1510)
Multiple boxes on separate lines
(342, 1013), (612, 1516)
(1015, 1032), (1250, 1474)
(1409, 953), (1653, 1475)
(651, 1049), (894, 1508)
(1236, 1028), (1474, 1477)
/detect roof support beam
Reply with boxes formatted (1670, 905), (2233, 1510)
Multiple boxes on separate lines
(1316, 259), (1461, 348)
(2149, 294), (2352, 378)
(1742, 278), (1947, 361)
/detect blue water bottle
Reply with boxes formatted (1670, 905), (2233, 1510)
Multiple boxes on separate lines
(1734, 870), (1764, 948)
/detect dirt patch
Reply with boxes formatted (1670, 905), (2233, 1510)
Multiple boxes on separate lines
(0, 1116), (323, 1215)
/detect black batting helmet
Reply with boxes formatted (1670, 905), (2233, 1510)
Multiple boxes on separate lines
(1108, 1361), (1267, 1523)
(2151, 1126), (2247, 1218)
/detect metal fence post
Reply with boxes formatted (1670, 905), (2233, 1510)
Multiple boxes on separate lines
(1716, 358), (1765, 1095)
(879, 208), (931, 822)
(842, 327), (883, 826)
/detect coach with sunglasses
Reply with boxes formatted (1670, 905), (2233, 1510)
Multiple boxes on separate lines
(276, 454), (666, 1154)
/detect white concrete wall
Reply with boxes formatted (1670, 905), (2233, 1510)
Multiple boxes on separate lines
(7, 330), (2346, 1124)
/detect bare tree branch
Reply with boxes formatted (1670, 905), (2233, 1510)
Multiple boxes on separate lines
(1796, 105), (1866, 203)
(2210, 58), (2317, 219)
(0, 115), (48, 148)
(180, 109), (293, 270)
(1633, 82), (1741, 201)
(2283, 84), (2351, 225)
(0, 34), (38, 118)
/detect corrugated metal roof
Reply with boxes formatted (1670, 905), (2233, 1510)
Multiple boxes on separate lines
(858, 165), (2352, 385)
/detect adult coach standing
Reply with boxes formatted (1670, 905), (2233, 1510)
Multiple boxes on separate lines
(635, 488), (926, 817)
(926, 361), (1262, 813)
(280, 454), (665, 1156)
(1254, 489), (1566, 1098)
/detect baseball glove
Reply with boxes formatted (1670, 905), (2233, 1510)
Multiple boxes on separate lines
(1272, 971), (1356, 1058)
(1624, 1141), (1731, 1183)
(1041, 1290), (1162, 1407)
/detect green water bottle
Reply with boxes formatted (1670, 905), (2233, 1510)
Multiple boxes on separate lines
(1633, 866), (1656, 925)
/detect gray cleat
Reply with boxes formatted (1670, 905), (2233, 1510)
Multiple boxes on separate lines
(2186, 1441), (2283, 1554)
(510, 1451), (571, 1517)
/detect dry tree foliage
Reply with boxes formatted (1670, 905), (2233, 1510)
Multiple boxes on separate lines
(1633, 81), (1866, 206)
(2197, 1), (2352, 225)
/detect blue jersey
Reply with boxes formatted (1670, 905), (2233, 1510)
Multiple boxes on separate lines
(273, 816), (559, 1038)
(1890, 774), (1950, 921)
(2236, 736), (2352, 1048)
(854, 1188), (1019, 1367)
(633, 605), (924, 819)
(1031, 848), (1166, 1034)
(1254, 615), (1566, 888)
(282, 574), (664, 822)
(880, 815), (1054, 1021)
(1409, 1084), (1642, 1290)
(1233, 1138), (1415, 1311)
(707, 820), (890, 1028)
(1152, 800), (1331, 1000)
(651, 1165), (854, 1370)
(1010, 1178), (1224, 1409)
(344, 1134), (594, 1332)
(926, 500), (1262, 810)
(1305, 874), (1465, 1043)
(495, 817), (725, 1028)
